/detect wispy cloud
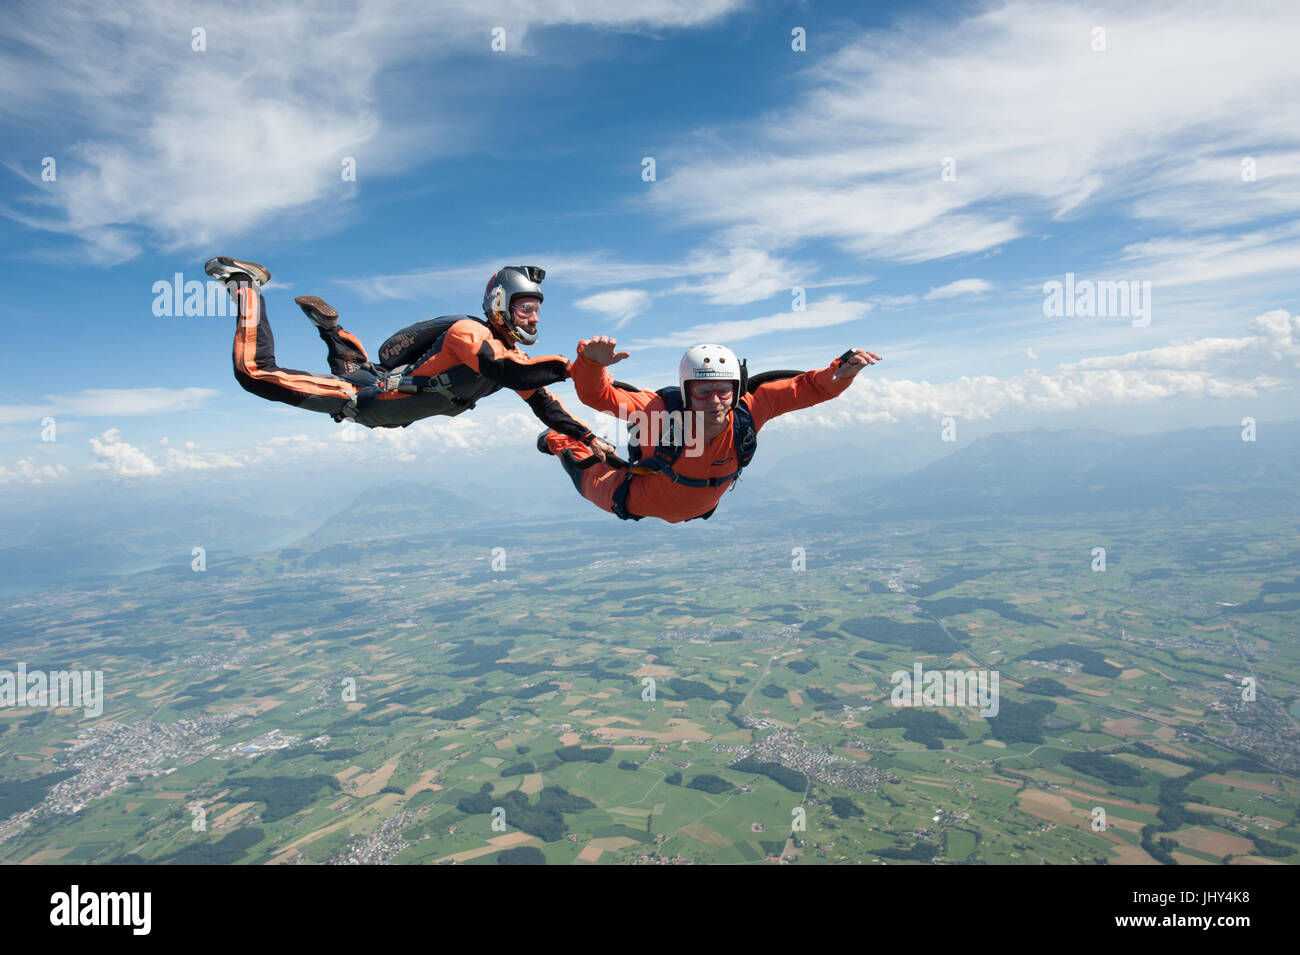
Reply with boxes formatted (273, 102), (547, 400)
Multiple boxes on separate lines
(924, 278), (992, 300)
(667, 248), (814, 306)
(0, 388), (218, 426)
(1117, 221), (1300, 288)
(339, 254), (703, 303)
(646, 1), (1300, 266)
(575, 289), (651, 328)
(625, 296), (872, 349)
(0, 0), (745, 262)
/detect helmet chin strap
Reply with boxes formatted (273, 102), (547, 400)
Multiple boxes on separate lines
(510, 324), (539, 345)
(489, 314), (537, 346)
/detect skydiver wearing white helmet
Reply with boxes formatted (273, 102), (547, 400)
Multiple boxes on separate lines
(538, 336), (881, 522)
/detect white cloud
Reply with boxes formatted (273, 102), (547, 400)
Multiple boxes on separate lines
(343, 253), (719, 303)
(88, 428), (161, 477)
(1066, 309), (1300, 376)
(924, 279), (993, 300)
(783, 310), (1299, 428)
(871, 294), (919, 308)
(575, 289), (651, 328)
(0, 0), (745, 262)
(86, 428), (257, 478)
(626, 296), (872, 349)
(1117, 221), (1300, 288)
(0, 388), (218, 426)
(59, 309), (1298, 480)
(668, 248), (812, 306)
(646, 1), (1300, 266)
(0, 458), (68, 485)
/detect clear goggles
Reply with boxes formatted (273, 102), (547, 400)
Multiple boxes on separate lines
(688, 381), (735, 400)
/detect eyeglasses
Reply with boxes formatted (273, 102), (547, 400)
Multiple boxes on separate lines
(689, 381), (734, 400)
(511, 301), (540, 315)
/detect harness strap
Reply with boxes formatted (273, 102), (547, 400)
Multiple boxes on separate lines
(401, 369), (474, 407)
(610, 471), (643, 521)
(630, 460), (740, 487)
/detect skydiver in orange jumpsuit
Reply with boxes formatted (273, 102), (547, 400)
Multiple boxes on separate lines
(539, 337), (881, 522)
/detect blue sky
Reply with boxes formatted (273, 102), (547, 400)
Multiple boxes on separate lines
(1, 0), (1298, 496)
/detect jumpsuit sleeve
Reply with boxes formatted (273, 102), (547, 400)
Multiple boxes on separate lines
(745, 360), (855, 430)
(569, 343), (657, 419)
(517, 387), (595, 442)
(438, 320), (571, 391)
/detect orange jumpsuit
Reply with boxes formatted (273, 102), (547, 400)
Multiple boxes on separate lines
(545, 345), (854, 522)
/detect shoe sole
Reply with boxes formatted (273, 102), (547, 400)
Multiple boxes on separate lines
(295, 295), (338, 326)
(204, 256), (270, 287)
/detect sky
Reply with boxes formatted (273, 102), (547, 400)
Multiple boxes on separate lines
(1, 0), (1298, 500)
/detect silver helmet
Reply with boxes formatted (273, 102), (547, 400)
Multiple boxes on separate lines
(483, 266), (545, 345)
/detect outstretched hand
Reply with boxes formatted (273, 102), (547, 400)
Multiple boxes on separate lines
(580, 336), (630, 366)
(834, 349), (883, 379)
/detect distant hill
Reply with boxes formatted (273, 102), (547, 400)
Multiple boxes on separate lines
(0, 493), (307, 591)
(853, 420), (1300, 521)
(293, 479), (520, 547)
(7, 419), (1296, 592)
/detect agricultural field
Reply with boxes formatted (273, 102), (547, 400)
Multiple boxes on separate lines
(2, 512), (1297, 865)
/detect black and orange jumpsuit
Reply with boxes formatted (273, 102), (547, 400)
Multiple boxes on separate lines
(230, 285), (596, 440)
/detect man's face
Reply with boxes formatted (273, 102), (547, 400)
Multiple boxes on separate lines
(688, 380), (733, 427)
(510, 296), (541, 337)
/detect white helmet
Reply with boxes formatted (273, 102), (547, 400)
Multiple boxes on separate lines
(679, 343), (742, 408)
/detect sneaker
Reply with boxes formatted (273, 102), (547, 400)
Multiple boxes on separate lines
(536, 430), (556, 455)
(204, 256), (270, 288)
(295, 295), (338, 330)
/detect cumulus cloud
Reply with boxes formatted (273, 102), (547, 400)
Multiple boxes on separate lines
(75, 399), (561, 479)
(1065, 309), (1299, 375)
(783, 310), (1298, 429)
(0, 458), (68, 485)
(88, 428), (162, 477)
(62, 310), (1300, 477)
(86, 428), (264, 477)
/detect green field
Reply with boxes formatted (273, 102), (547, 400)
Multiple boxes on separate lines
(2, 513), (1298, 864)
